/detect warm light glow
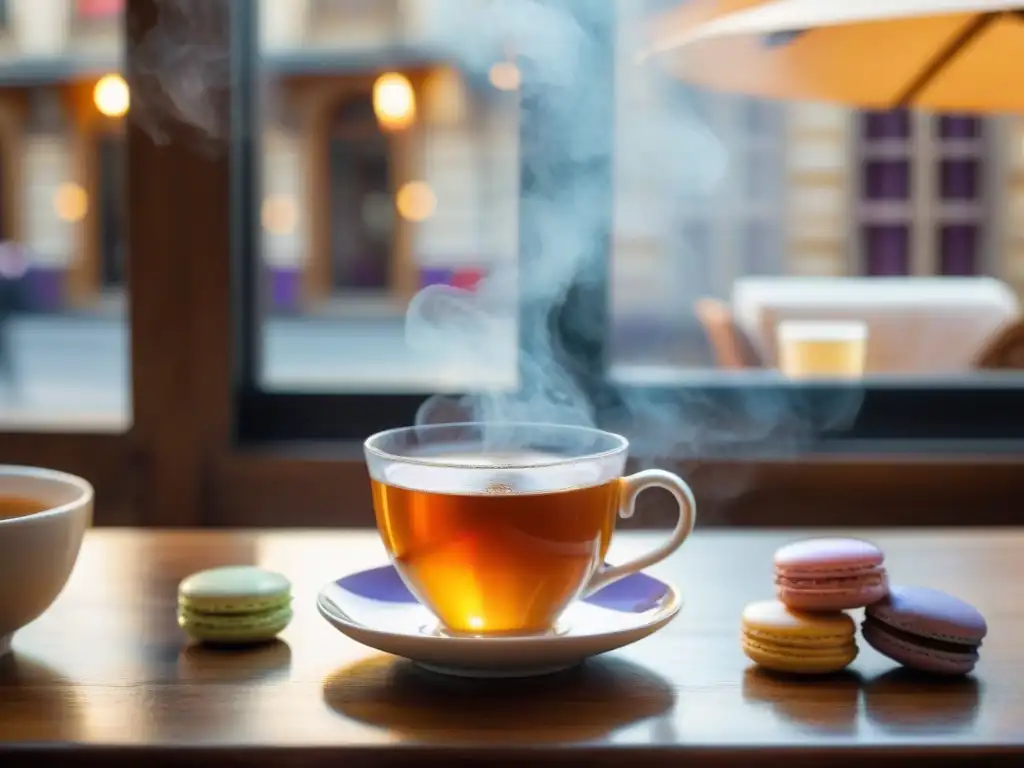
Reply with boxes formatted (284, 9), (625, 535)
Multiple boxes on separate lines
(423, 68), (466, 125)
(372, 72), (416, 131)
(468, 616), (484, 631)
(488, 61), (521, 91)
(261, 195), (297, 235)
(54, 183), (88, 222)
(395, 181), (436, 222)
(93, 74), (129, 118)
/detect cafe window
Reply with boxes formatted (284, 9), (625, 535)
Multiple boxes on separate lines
(216, 0), (1024, 529)
(858, 110), (990, 277)
(6, 0), (1018, 529)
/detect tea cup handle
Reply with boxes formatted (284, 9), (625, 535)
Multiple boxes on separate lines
(584, 469), (696, 596)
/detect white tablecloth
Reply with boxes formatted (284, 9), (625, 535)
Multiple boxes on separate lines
(731, 277), (1021, 374)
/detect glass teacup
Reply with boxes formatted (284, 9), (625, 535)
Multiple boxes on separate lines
(364, 422), (696, 637)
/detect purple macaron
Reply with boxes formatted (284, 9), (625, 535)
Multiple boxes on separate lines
(862, 585), (988, 676)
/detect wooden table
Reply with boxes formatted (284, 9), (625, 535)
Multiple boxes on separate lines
(1, 528), (1021, 766)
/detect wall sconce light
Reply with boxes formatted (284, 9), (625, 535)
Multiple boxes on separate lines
(93, 74), (129, 118)
(373, 72), (416, 131)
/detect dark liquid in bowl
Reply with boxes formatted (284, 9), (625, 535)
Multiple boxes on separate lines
(0, 495), (50, 520)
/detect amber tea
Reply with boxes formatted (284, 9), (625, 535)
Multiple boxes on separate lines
(373, 457), (621, 636)
(365, 423), (697, 638)
(0, 495), (49, 521)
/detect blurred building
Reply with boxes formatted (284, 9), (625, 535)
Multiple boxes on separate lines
(0, 0), (123, 312)
(258, 0), (522, 314)
(1, 0), (1024, 316)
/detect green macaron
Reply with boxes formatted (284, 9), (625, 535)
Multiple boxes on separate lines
(177, 565), (293, 645)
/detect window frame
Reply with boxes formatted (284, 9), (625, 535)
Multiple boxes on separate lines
(213, 0), (1024, 527)
(11, 0), (1012, 529)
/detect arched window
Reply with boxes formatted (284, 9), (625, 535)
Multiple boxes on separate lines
(96, 131), (125, 288)
(326, 92), (392, 291)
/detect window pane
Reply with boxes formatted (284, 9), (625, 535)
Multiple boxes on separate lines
(328, 94), (392, 291)
(0, 1), (128, 430)
(864, 160), (911, 200)
(939, 159), (980, 200)
(938, 115), (981, 139)
(940, 225), (979, 276)
(245, 2), (1022, 407)
(863, 110), (911, 140)
(864, 226), (911, 276)
(257, 0), (519, 393)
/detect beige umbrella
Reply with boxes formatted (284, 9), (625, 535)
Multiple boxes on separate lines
(643, 0), (770, 34)
(643, 0), (1024, 112)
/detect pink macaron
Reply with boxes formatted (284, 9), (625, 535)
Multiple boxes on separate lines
(863, 585), (988, 676)
(774, 537), (889, 611)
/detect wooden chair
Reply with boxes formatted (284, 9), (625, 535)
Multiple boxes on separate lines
(974, 319), (1024, 369)
(694, 297), (763, 369)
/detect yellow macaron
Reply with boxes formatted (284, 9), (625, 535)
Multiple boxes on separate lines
(741, 599), (857, 674)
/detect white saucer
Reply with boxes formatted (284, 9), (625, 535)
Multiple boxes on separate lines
(316, 564), (680, 678)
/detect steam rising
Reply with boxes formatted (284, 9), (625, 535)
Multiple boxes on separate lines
(411, 0), (621, 432)
(410, 0), (862, 468)
(132, 0), (232, 147)
(133, 0), (863, 482)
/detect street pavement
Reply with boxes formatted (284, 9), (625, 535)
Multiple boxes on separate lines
(0, 314), (510, 431)
(0, 313), (707, 431)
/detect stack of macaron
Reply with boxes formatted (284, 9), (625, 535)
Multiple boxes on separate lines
(741, 537), (987, 676)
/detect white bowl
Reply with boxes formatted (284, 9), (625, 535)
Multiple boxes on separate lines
(0, 465), (93, 656)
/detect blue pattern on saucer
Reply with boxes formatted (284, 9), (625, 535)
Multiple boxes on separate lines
(336, 564), (669, 614)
